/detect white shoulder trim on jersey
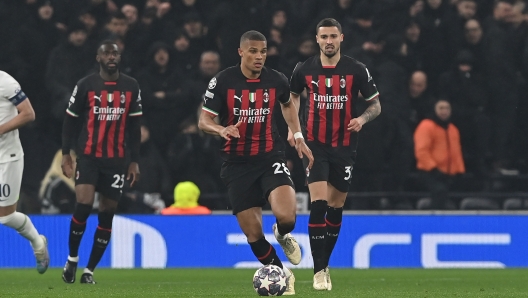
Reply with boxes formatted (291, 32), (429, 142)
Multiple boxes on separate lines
(129, 111), (143, 117)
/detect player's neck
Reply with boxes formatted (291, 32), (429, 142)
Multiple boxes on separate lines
(320, 52), (341, 67)
(100, 70), (119, 81)
(240, 65), (261, 80)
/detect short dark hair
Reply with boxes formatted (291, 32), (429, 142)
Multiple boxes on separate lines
(97, 40), (118, 53)
(240, 30), (266, 45)
(107, 11), (127, 23)
(316, 18), (342, 33)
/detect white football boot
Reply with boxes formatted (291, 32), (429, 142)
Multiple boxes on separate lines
(272, 224), (301, 265)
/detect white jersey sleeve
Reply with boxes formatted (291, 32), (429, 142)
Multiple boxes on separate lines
(0, 71), (26, 162)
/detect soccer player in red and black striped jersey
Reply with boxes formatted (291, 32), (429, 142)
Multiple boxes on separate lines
(199, 30), (314, 295)
(289, 18), (381, 290)
(60, 40), (142, 284)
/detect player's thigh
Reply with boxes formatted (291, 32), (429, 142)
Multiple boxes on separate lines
(0, 159), (23, 210)
(261, 157), (296, 221)
(97, 160), (126, 202)
(236, 207), (264, 242)
(328, 153), (355, 195)
(75, 156), (99, 203)
(221, 162), (266, 215)
(303, 142), (330, 186)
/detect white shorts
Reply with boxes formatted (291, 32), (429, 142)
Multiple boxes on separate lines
(0, 159), (23, 207)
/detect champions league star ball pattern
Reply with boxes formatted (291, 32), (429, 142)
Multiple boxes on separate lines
(252, 265), (288, 296)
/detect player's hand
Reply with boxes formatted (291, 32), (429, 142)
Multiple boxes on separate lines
(286, 128), (295, 147)
(219, 121), (242, 141)
(295, 138), (314, 169)
(347, 117), (365, 132)
(61, 154), (74, 178)
(127, 162), (140, 187)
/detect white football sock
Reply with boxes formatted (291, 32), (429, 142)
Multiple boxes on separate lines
(68, 256), (79, 263)
(84, 268), (93, 275)
(0, 212), (43, 250)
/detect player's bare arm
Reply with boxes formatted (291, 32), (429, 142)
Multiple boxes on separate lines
(280, 100), (314, 169)
(198, 110), (242, 140)
(0, 99), (35, 135)
(347, 98), (381, 132)
(286, 92), (301, 147)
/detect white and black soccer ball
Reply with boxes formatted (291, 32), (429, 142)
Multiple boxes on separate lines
(252, 264), (288, 296)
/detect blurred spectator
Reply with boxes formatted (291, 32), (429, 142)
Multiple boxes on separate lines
(414, 99), (465, 209)
(462, 18), (485, 72)
(287, 36), (317, 71)
(438, 50), (490, 175)
(120, 124), (170, 214)
(444, 0), (478, 59)
(78, 9), (102, 52)
(39, 150), (76, 214)
(168, 119), (224, 195)
(168, 29), (200, 74)
(45, 22), (93, 143)
(483, 0), (520, 173)
(161, 181), (211, 215)
(13, 0), (62, 120)
(186, 51), (221, 123)
(375, 35), (414, 193)
(208, 0), (267, 67)
(419, 0), (451, 89)
(404, 19), (425, 71)
(137, 42), (191, 154)
(409, 71), (436, 130)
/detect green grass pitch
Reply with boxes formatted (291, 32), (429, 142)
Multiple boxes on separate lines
(1, 268), (528, 297)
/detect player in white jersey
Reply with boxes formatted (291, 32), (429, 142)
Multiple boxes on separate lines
(0, 71), (49, 273)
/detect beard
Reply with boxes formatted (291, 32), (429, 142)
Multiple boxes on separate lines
(321, 46), (339, 58)
(100, 61), (119, 74)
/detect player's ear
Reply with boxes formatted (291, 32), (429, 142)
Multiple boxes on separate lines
(340, 34), (344, 42)
(238, 47), (243, 57)
(96, 55), (100, 63)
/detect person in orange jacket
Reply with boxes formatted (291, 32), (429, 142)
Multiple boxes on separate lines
(414, 99), (465, 209)
(161, 181), (212, 215)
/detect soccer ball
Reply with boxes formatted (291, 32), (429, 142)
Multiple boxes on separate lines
(252, 264), (288, 296)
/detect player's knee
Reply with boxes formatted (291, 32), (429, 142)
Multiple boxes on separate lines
(0, 212), (16, 225)
(73, 203), (92, 223)
(98, 211), (115, 229)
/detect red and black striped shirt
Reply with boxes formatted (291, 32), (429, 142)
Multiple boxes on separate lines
(290, 55), (379, 148)
(66, 73), (142, 159)
(202, 66), (290, 161)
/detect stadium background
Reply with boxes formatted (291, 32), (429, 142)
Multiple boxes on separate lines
(1, 0), (528, 270)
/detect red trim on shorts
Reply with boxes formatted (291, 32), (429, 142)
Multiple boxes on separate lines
(72, 217), (86, 225)
(257, 245), (273, 260)
(97, 226), (112, 232)
(325, 219), (342, 227)
(308, 223), (327, 228)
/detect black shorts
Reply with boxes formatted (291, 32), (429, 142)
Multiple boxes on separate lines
(220, 156), (295, 215)
(75, 155), (126, 201)
(302, 141), (356, 193)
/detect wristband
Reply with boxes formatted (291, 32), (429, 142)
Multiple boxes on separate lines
(293, 132), (304, 139)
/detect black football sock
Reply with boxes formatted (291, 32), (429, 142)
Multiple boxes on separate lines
(275, 219), (295, 236)
(309, 200), (327, 274)
(86, 212), (114, 272)
(68, 203), (92, 258)
(324, 206), (343, 267)
(249, 237), (283, 268)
